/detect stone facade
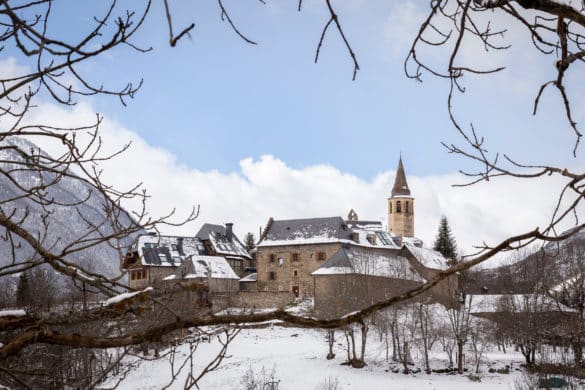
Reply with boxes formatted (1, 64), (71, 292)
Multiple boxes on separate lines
(127, 263), (176, 290)
(212, 291), (295, 310)
(387, 158), (415, 238)
(387, 196), (415, 238)
(256, 243), (341, 298)
(314, 274), (425, 320)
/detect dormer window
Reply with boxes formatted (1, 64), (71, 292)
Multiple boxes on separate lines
(396, 201), (402, 213)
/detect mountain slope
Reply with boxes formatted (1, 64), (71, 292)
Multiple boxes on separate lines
(0, 136), (140, 279)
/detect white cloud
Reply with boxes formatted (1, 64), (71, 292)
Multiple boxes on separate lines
(13, 101), (579, 268)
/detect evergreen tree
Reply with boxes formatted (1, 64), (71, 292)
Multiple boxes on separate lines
(433, 216), (458, 261)
(245, 232), (256, 253)
(16, 271), (32, 307)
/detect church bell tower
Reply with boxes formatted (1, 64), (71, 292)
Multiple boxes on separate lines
(388, 157), (414, 237)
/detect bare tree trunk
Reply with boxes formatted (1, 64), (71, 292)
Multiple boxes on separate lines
(402, 341), (410, 374)
(359, 321), (368, 362)
(326, 330), (335, 360)
(457, 339), (464, 374)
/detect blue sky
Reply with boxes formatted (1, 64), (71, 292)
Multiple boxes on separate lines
(25, 1), (581, 178)
(4, 1), (584, 254)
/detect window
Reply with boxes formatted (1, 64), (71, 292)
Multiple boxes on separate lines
(278, 257), (283, 266)
(131, 271), (136, 280)
(141, 270), (146, 279)
(269, 254), (276, 263)
(291, 253), (300, 262)
(396, 201), (402, 213)
(389, 202), (392, 214)
(293, 269), (298, 277)
(405, 201), (409, 213)
(171, 244), (178, 251)
(269, 271), (276, 280)
(317, 252), (326, 261)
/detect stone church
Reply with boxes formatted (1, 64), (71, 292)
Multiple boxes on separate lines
(255, 158), (456, 310)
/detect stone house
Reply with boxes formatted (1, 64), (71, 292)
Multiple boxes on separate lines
(312, 246), (425, 319)
(122, 234), (203, 289)
(122, 223), (252, 290)
(163, 255), (240, 293)
(256, 216), (401, 298)
(195, 223), (254, 277)
(311, 243), (455, 319)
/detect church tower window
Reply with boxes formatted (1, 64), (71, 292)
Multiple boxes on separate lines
(396, 201), (402, 213)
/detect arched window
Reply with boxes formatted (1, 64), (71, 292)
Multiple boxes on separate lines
(405, 201), (409, 213)
(396, 201), (402, 213)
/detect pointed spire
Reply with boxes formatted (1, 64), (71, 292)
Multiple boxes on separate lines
(391, 157), (411, 197)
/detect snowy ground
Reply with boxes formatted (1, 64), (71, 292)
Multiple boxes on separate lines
(102, 325), (525, 389)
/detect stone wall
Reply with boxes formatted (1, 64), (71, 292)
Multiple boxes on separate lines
(314, 273), (425, 320)
(256, 242), (342, 297)
(211, 291), (295, 311)
(400, 247), (459, 308)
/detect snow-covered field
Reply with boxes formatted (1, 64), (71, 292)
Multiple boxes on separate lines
(103, 325), (525, 389)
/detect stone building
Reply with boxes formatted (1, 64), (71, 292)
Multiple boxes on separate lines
(195, 223), (254, 277)
(122, 223), (252, 289)
(254, 157), (458, 316)
(311, 243), (455, 319)
(163, 254), (240, 293)
(388, 157), (415, 238)
(255, 216), (401, 298)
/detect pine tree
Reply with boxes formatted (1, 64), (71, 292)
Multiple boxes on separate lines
(16, 271), (32, 307)
(433, 215), (458, 261)
(245, 232), (255, 253)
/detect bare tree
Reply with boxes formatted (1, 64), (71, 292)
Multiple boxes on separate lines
(1, 0), (585, 386)
(446, 294), (473, 373)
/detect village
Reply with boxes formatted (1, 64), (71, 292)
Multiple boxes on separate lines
(121, 158), (458, 317)
(1, 1), (584, 388)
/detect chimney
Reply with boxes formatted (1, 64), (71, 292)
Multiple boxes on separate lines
(225, 223), (233, 241)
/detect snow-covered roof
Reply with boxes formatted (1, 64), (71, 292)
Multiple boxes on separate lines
(402, 236), (423, 247)
(468, 293), (573, 314)
(257, 217), (400, 249)
(103, 287), (153, 307)
(196, 223), (251, 260)
(184, 255), (240, 280)
(404, 243), (450, 270)
(135, 234), (205, 267)
(239, 272), (257, 282)
(0, 309), (26, 317)
(312, 247), (424, 282)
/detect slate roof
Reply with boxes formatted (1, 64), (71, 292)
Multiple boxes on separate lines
(135, 235), (205, 267)
(195, 223), (251, 259)
(261, 216), (346, 242)
(257, 217), (400, 249)
(391, 157), (411, 197)
(312, 246), (423, 281)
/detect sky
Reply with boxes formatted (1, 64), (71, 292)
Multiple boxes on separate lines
(2, 1), (584, 261)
